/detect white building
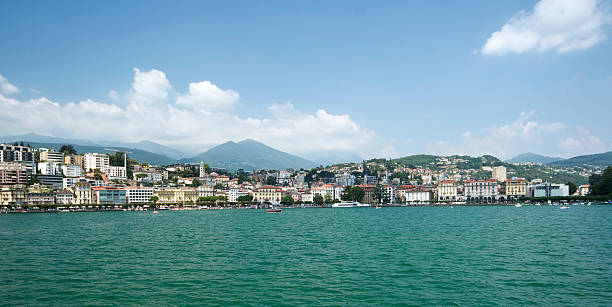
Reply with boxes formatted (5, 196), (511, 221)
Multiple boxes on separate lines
(62, 164), (83, 177)
(84, 153), (110, 171)
(383, 185), (394, 203)
(39, 148), (64, 162)
(464, 179), (499, 202)
(54, 190), (74, 205)
(125, 187), (154, 204)
(106, 166), (127, 180)
(229, 187), (249, 202)
(134, 171), (163, 184)
(491, 166), (507, 182)
(37, 161), (62, 176)
(197, 185), (214, 198)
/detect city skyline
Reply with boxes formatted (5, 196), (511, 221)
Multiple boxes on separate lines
(1, 0), (611, 159)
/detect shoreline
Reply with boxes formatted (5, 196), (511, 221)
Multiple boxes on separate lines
(1, 202), (608, 214)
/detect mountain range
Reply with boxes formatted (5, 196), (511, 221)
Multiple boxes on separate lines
(1, 133), (610, 170)
(506, 152), (563, 164)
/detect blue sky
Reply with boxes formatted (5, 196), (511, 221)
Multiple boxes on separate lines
(1, 0), (611, 159)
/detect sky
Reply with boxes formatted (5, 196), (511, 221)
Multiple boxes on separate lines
(1, 0), (611, 159)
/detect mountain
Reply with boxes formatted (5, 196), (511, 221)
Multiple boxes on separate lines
(548, 151), (612, 167)
(95, 140), (185, 160)
(185, 139), (316, 171)
(506, 152), (563, 164)
(1, 140), (177, 166)
(303, 150), (363, 166)
(0, 133), (185, 160)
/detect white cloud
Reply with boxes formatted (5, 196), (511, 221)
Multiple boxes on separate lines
(0, 74), (20, 94)
(0, 68), (376, 157)
(426, 111), (606, 159)
(482, 0), (612, 55)
(176, 81), (239, 111)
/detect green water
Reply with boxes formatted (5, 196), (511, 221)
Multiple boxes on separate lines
(1, 206), (611, 306)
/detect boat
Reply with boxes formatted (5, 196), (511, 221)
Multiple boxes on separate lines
(560, 206), (569, 210)
(266, 209), (282, 213)
(332, 201), (358, 208)
(514, 204), (522, 207)
(355, 203), (371, 207)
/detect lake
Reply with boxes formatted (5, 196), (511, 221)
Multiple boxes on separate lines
(1, 206), (611, 306)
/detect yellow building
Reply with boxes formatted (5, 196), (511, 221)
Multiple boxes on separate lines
(436, 180), (457, 201)
(253, 186), (282, 204)
(154, 188), (198, 204)
(0, 186), (26, 205)
(72, 182), (92, 204)
(501, 179), (527, 199)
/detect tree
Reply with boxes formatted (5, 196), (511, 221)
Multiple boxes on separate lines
(281, 195), (294, 206)
(589, 167), (612, 196)
(237, 195), (253, 202)
(266, 176), (277, 185)
(313, 194), (324, 206)
(324, 194), (332, 204)
(149, 196), (159, 204)
(136, 173), (148, 179)
(93, 169), (103, 181)
(342, 186), (364, 202)
(567, 181), (577, 195)
(190, 179), (202, 188)
(60, 145), (77, 155)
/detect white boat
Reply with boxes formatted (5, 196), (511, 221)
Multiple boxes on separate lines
(514, 204), (522, 207)
(355, 203), (371, 207)
(332, 202), (359, 208)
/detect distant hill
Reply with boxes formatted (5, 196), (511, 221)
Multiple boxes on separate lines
(303, 150), (363, 166)
(548, 151), (612, 167)
(507, 152), (563, 164)
(0, 133), (185, 160)
(185, 139), (316, 171)
(2, 141), (177, 166)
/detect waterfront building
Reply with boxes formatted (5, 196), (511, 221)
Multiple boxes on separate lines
(396, 185), (432, 204)
(55, 190), (74, 205)
(383, 185), (394, 203)
(39, 148), (64, 162)
(577, 184), (590, 196)
(0, 162), (27, 185)
(0, 186), (26, 205)
(92, 186), (126, 204)
(84, 153), (110, 172)
(62, 165), (83, 177)
(464, 179), (499, 203)
(72, 182), (92, 204)
(253, 186), (282, 204)
(125, 187), (154, 204)
(501, 178), (527, 200)
(0, 143), (36, 162)
(37, 161), (62, 175)
(356, 184), (377, 204)
(436, 180), (458, 202)
(530, 182), (569, 198)
(228, 187), (249, 202)
(197, 185), (214, 198)
(154, 188), (198, 204)
(301, 190), (313, 202)
(26, 185), (55, 205)
(491, 166), (507, 182)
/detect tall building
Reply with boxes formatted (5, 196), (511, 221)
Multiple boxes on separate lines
(64, 155), (84, 168)
(84, 153), (110, 171)
(0, 144), (35, 162)
(437, 180), (458, 202)
(491, 166), (507, 182)
(37, 161), (62, 175)
(39, 148), (64, 162)
(0, 162), (27, 185)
